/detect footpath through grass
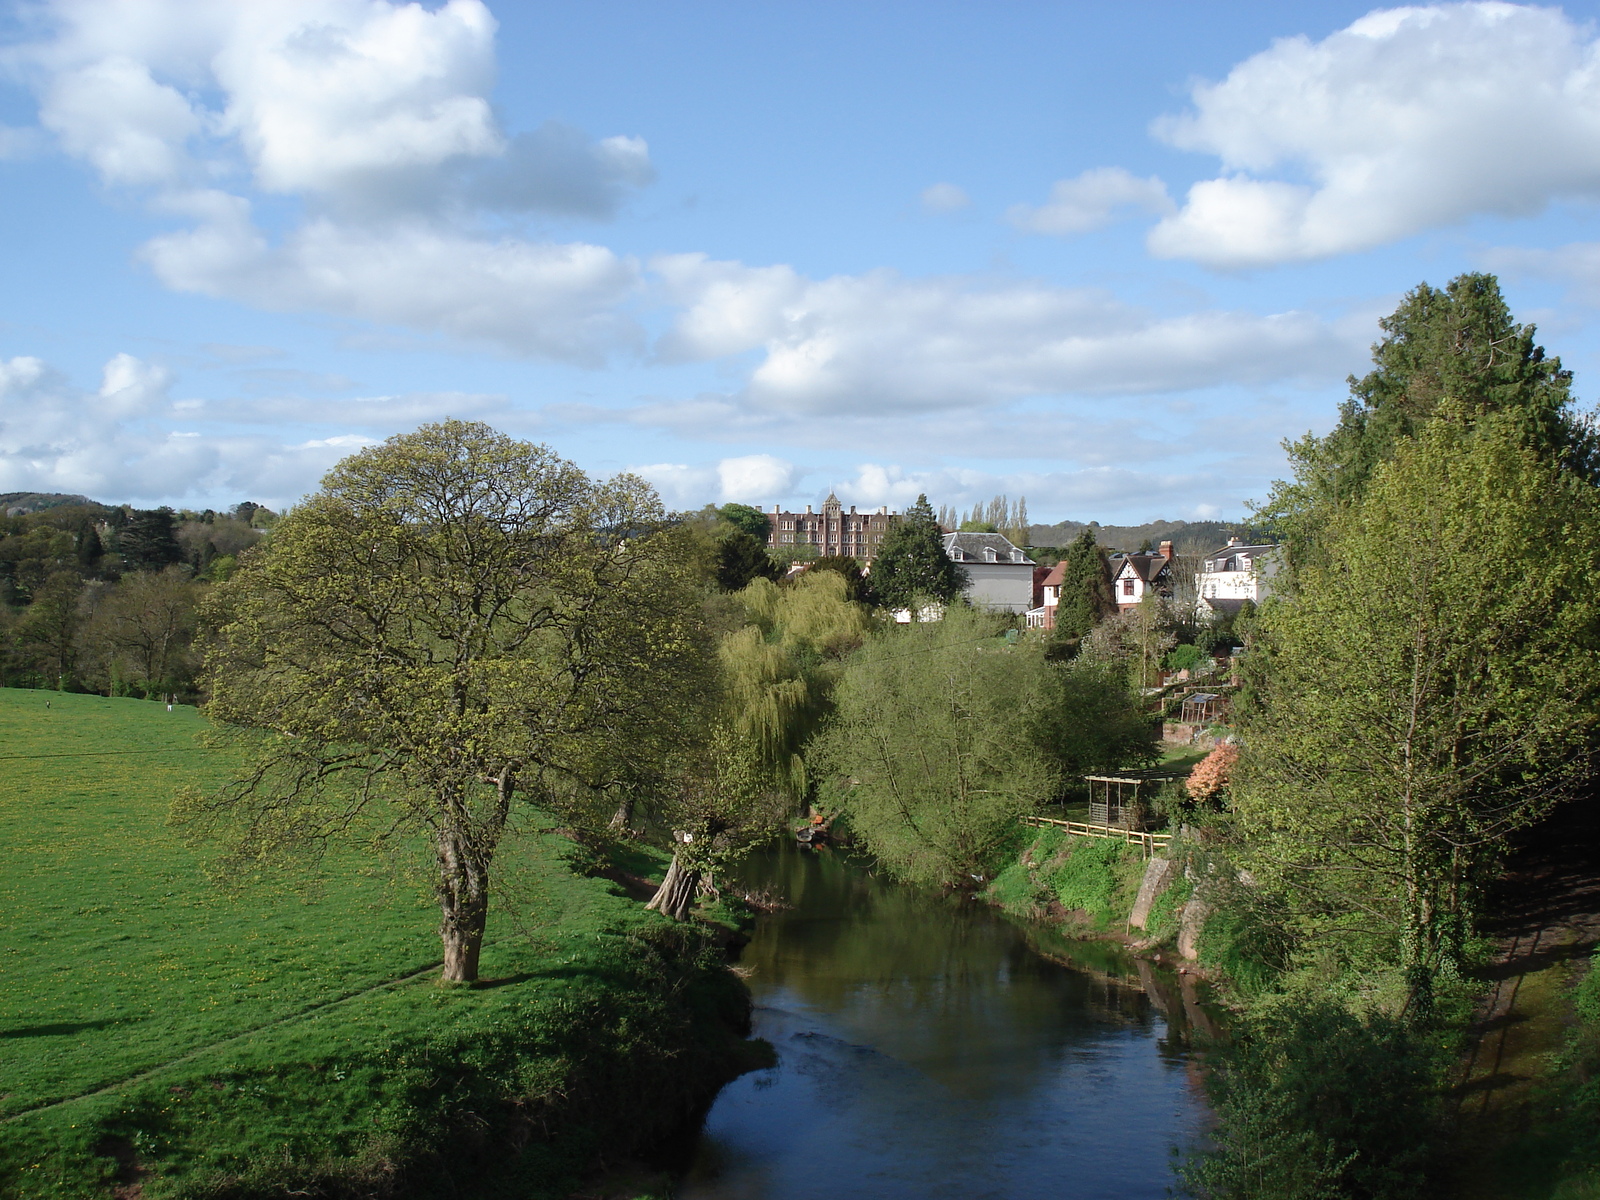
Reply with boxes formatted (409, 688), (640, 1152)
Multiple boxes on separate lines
(0, 688), (753, 1198)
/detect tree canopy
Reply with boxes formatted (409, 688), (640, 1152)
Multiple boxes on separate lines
(1262, 273), (1599, 564)
(869, 493), (967, 610)
(1234, 415), (1600, 1011)
(179, 421), (711, 982)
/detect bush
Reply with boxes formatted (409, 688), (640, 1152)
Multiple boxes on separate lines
(1178, 1000), (1441, 1200)
(1166, 643), (1205, 673)
(1045, 838), (1143, 928)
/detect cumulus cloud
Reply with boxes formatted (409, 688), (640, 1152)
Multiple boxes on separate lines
(920, 182), (971, 213)
(1148, 3), (1600, 267)
(653, 253), (1362, 413)
(628, 454), (800, 509)
(11, 0), (655, 361)
(142, 196), (642, 362)
(1007, 167), (1172, 235)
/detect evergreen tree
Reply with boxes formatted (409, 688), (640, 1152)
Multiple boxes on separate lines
(1262, 273), (1598, 563)
(715, 529), (780, 591)
(869, 494), (967, 610)
(118, 508), (183, 572)
(1051, 528), (1113, 640)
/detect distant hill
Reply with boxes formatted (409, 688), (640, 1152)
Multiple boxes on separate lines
(0, 492), (96, 517)
(1027, 518), (1272, 561)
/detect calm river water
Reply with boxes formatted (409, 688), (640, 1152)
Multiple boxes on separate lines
(678, 842), (1209, 1200)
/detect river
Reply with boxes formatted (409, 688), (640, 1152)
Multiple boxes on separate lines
(677, 842), (1210, 1200)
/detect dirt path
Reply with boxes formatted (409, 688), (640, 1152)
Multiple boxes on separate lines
(1452, 800), (1600, 1196)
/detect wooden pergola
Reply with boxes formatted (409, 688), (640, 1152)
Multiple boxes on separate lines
(1083, 771), (1188, 831)
(1179, 692), (1227, 725)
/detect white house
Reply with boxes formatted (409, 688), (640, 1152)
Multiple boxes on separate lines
(1197, 538), (1280, 620)
(943, 532), (1036, 613)
(1112, 541), (1174, 611)
(1027, 560), (1068, 628)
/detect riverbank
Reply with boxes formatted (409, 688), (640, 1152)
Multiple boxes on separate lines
(0, 689), (757, 1199)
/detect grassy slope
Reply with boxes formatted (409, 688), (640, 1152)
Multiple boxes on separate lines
(0, 689), (750, 1198)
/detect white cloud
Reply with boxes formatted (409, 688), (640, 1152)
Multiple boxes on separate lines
(38, 54), (199, 185)
(921, 182), (970, 213)
(717, 453), (798, 501)
(629, 454), (800, 508)
(213, 0), (501, 198)
(653, 253), (1362, 413)
(98, 351), (172, 416)
(1007, 167), (1172, 235)
(141, 196), (642, 363)
(1148, 3), (1600, 267)
(11, 0), (654, 361)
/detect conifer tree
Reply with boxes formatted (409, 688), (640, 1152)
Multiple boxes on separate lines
(869, 493), (967, 610)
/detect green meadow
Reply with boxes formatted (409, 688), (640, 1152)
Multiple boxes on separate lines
(0, 689), (752, 1198)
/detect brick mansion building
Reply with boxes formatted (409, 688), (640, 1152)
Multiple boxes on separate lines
(764, 492), (900, 561)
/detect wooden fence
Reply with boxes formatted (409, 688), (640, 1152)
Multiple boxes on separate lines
(1020, 814), (1173, 855)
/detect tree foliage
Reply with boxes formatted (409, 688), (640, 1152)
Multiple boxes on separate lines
(1261, 273), (1598, 567)
(869, 493), (967, 610)
(646, 571), (868, 917)
(717, 502), (772, 542)
(714, 528), (780, 592)
(179, 421), (710, 982)
(1051, 527), (1114, 640)
(1234, 416), (1600, 1009)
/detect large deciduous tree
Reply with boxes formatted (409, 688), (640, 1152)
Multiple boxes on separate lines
(813, 606), (1057, 887)
(80, 567), (200, 697)
(179, 421), (710, 983)
(1234, 416), (1600, 1014)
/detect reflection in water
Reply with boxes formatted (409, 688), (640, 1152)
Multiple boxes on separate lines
(681, 844), (1206, 1199)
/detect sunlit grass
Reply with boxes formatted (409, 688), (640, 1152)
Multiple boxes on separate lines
(0, 688), (744, 1198)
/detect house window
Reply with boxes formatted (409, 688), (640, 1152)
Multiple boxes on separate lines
(1122, 579), (1135, 596)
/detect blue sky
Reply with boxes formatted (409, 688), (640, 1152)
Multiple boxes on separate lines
(4, 0), (1600, 523)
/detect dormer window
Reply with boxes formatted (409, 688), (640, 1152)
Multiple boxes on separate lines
(984, 548), (997, 562)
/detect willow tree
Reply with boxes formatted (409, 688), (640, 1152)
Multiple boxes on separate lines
(647, 571), (869, 918)
(1234, 415), (1600, 1012)
(813, 606), (1057, 887)
(178, 421), (710, 982)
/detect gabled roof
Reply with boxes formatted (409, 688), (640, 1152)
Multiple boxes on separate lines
(942, 531), (1035, 565)
(1115, 552), (1171, 583)
(1041, 561), (1068, 587)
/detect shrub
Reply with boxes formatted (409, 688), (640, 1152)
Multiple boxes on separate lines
(1179, 1000), (1441, 1200)
(1046, 838), (1143, 928)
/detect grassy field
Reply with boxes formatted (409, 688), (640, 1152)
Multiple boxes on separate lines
(0, 688), (752, 1198)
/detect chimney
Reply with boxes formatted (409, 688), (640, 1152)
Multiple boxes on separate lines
(1159, 540), (1174, 560)
(806, 505), (812, 514)
(772, 504), (780, 513)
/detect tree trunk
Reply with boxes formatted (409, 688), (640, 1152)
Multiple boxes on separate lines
(608, 793), (635, 833)
(646, 851), (701, 921)
(437, 827), (489, 983)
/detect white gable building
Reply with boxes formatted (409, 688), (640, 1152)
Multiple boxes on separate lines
(942, 532), (1036, 613)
